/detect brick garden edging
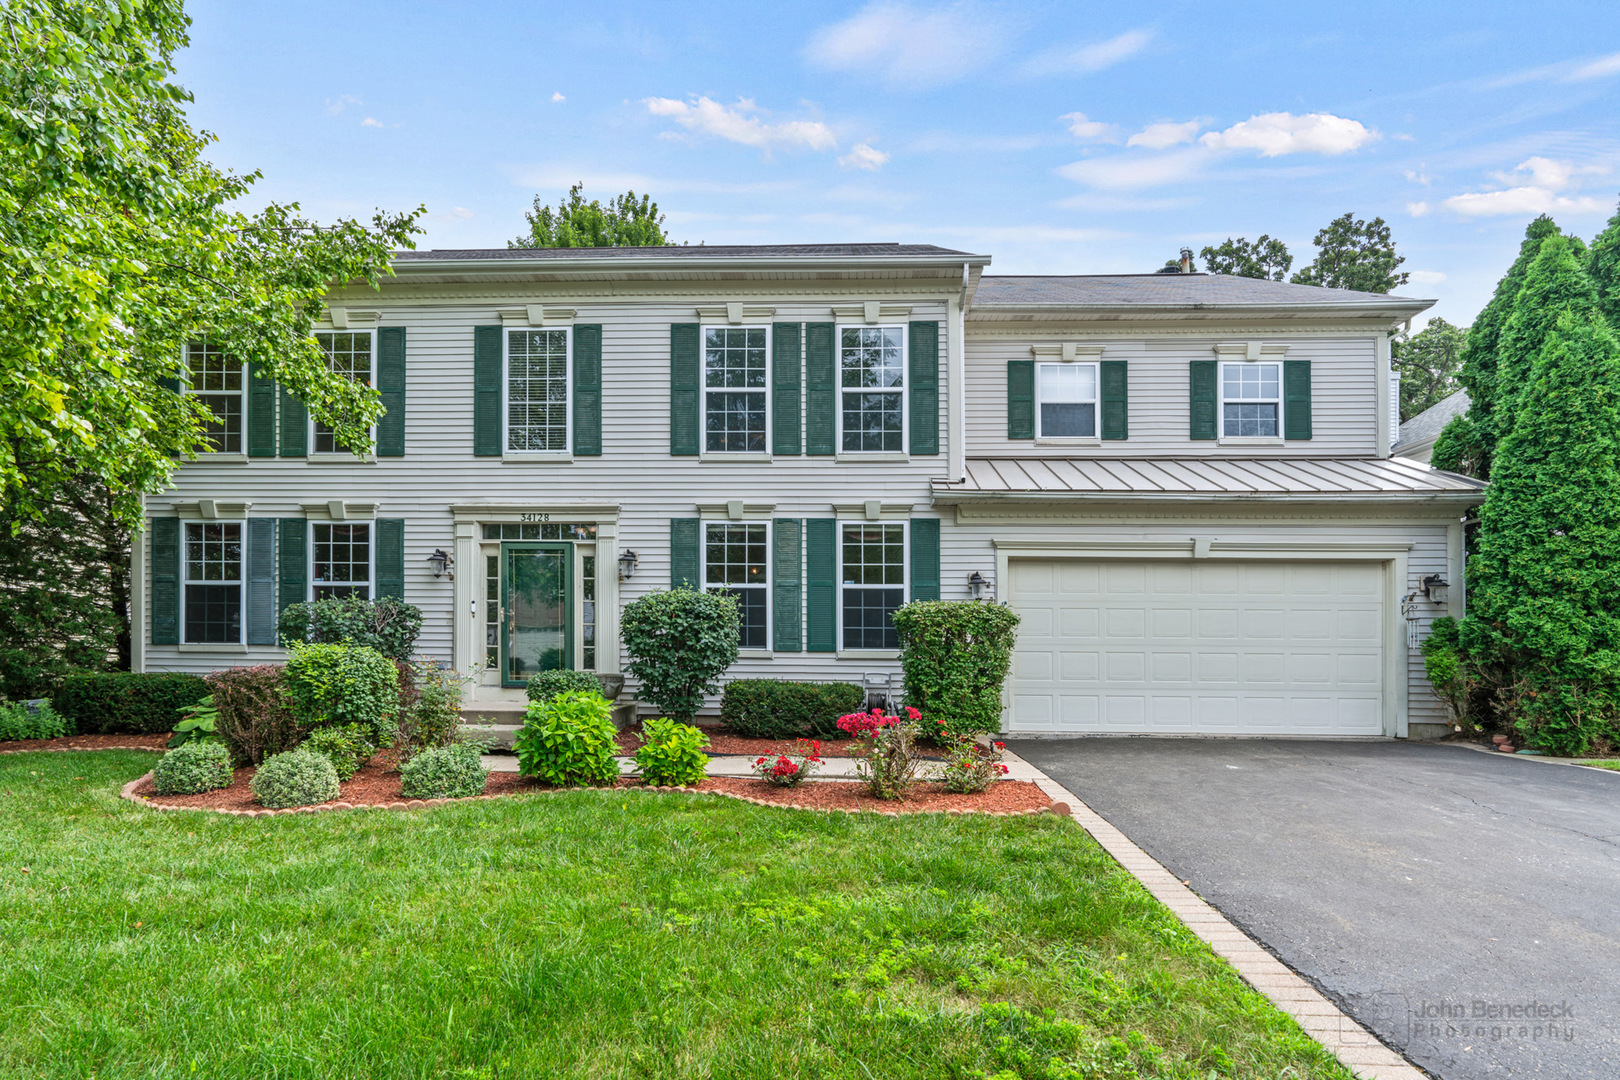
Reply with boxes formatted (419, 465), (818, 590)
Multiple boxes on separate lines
(3, 746), (161, 755)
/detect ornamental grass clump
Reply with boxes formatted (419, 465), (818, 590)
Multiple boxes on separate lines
(750, 740), (823, 788)
(151, 739), (233, 795)
(634, 717), (709, 787)
(514, 690), (620, 787)
(399, 742), (488, 800)
(838, 707), (925, 801)
(250, 748), (340, 809)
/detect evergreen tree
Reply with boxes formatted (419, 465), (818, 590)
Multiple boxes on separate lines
(1290, 212), (1409, 293)
(510, 183), (671, 248)
(1491, 235), (1597, 438)
(1588, 199), (1620, 328)
(1430, 413), (1486, 477)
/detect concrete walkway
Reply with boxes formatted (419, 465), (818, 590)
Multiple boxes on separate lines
(481, 753), (1049, 780)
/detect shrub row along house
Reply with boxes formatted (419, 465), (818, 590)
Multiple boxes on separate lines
(135, 244), (1484, 738)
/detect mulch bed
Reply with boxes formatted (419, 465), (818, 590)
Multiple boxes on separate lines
(613, 727), (946, 759)
(2, 733), (170, 754)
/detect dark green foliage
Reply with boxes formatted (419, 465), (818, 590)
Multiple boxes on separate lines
(510, 182), (670, 248)
(398, 742), (488, 800)
(282, 643), (400, 747)
(1492, 235), (1597, 434)
(1198, 235), (1292, 280)
(633, 717), (709, 786)
(514, 690), (619, 786)
(52, 671), (207, 735)
(1290, 212), (1409, 293)
(1420, 617), (1473, 731)
(1590, 201), (1620, 327)
(276, 595), (422, 661)
(396, 662), (468, 762)
(302, 724), (375, 782)
(152, 740), (233, 795)
(1430, 412), (1487, 477)
(207, 665), (301, 766)
(892, 601), (1021, 738)
(250, 748), (340, 809)
(524, 668), (607, 705)
(1392, 316), (1466, 422)
(718, 679), (866, 740)
(0, 701), (67, 741)
(621, 588), (740, 724)
(167, 695), (220, 748)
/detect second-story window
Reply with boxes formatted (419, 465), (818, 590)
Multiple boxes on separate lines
(1221, 362), (1282, 438)
(704, 327), (768, 452)
(704, 522), (768, 649)
(508, 328), (570, 452)
(314, 331), (374, 453)
(1037, 362), (1097, 438)
(186, 340), (243, 453)
(840, 326), (905, 452)
(311, 523), (371, 600)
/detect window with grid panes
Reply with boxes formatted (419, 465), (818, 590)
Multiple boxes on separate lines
(704, 327), (767, 452)
(186, 340), (244, 453)
(704, 523), (768, 649)
(508, 329), (569, 451)
(485, 554), (499, 669)
(1036, 362), (1097, 438)
(313, 332), (373, 452)
(183, 521), (243, 643)
(311, 523), (370, 599)
(1221, 362), (1282, 438)
(482, 523), (597, 540)
(840, 326), (905, 452)
(840, 523), (904, 650)
(581, 554), (597, 669)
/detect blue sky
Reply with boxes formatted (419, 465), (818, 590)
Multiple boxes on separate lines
(177, 1), (1620, 326)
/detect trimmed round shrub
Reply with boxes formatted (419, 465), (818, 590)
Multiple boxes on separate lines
(399, 743), (488, 800)
(283, 642), (400, 747)
(302, 723), (375, 782)
(621, 587), (740, 724)
(514, 690), (619, 787)
(250, 748), (340, 809)
(634, 717), (709, 786)
(524, 668), (607, 706)
(892, 601), (1021, 739)
(719, 680), (865, 740)
(152, 740), (234, 795)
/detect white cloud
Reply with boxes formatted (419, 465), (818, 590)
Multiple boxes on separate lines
(1127, 120), (1200, 150)
(1407, 201), (1431, 218)
(1060, 112), (1116, 141)
(325, 94), (361, 116)
(551, 92), (566, 103)
(1025, 28), (1154, 75)
(805, 2), (1010, 89)
(643, 97), (837, 153)
(1199, 112), (1377, 156)
(1408, 270), (1447, 284)
(1568, 51), (1620, 81)
(839, 143), (890, 170)
(1404, 168), (1432, 185)
(361, 117), (383, 128)
(1441, 156), (1611, 218)
(1058, 147), (1209, 190)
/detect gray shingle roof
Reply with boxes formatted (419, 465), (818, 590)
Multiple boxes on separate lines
(395, 243), (978, 261)
(974, 273), (1431, 308)
(1395, 389), (1470, 450)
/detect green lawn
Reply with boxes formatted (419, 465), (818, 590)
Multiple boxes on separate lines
(0, 751), (1350, 1080)
(1576, 759), (1620, 771)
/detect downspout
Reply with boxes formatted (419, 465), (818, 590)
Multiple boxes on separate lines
(948, 263), (969, 483)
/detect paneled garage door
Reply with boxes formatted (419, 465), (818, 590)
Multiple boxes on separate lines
(1007, 559), (1385, 735)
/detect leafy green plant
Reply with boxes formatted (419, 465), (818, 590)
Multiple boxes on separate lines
(51, 671), (208, 735)
(208, 665), (302, 766)
(934, 723), (1010, 794)
(396, 662), (470, 762)
(892, 601), (1020, 739)
(282, 642), (400, 746)
(0, 700), (67, 741)
(302, 724), (375, 782)
(1421, 617), (1475, 733)
(718, 680), (865, 741)
(523, 669), (607, 706)
(399, 742), (488, 800)
(152, 740), (233, 795)
(276, 595), (423, 661)
(621, 588), (740, 724)
(513, 690), (619, 787)
(633, 717), (709, 786)
(749, 740), (823, 788)
(250, 749), (340, 809)
(167, 695), (220, 748)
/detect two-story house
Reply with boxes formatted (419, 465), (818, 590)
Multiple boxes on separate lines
(134, 243), (1484, 739)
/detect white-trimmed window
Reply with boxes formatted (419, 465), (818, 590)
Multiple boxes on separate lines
(183, 521), (243, 644)
(704, 522), (769, 649)
(186, 340), (244, 453)
(704, 326), (769, 452)
(1037, 362), (1098, 438)
(1221, 361), (1282, 438)
(840, 522), (905, 650)
(839, 325), (906, 453)
(311, 523), (371, 600)
(314, 331), (375, 453)
(507, 327), (570, 453)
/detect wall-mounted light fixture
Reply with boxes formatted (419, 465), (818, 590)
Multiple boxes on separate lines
(967, 571), (989, 601)
(1420, 573), (1449, 604)
(426, 548), (453, 580)
(618, 549), (639, 581)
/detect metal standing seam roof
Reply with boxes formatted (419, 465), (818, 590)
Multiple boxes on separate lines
(393, 243), (981, 262)
(933, 457), (1486, 500)
(973, 273), (1433, 309)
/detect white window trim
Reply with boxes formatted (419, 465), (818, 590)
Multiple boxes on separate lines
(701, 519), (773, 652)
(1035, 359), (1101, 443)
(184, 340), (247, 456)
(835, 323), (909, 456)
(835, 518), (908, 656)
(503, 325), (573, 457)
(1218, 359), (1286, 444)
(181, 518), (246, 646)
(311, 329), (377, 455)
(698, 323), (772, 456)
(308, 520), (375, 602)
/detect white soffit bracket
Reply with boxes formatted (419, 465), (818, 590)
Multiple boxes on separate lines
(831, 501), (915, 520)
(172, 499), (252, 520)
(327, 308), (380, 330)
(1031, 343), (1106, 360)
(830, 303), (913, 323)
(298, 500), (379, 521)
(1214, 341), (1291, 361)
(694, 501), (776, 519)
(694, 304), (776, 324)
(499, 306), (577, 326)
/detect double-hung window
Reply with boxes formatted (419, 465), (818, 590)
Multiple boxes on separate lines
(1036, 362), (1097, 438)
(312, 523), (371, 599)
(841, 523), (905, 650)
(507, 328), (570, 453)
(314, 331), (375, 453)
(1221, 362), (1282, 438)
(840, 326), (905, 453)
(703, 327), (768, 452)
(183, 521), (243, 644)
(704, 522), (769, 649)
(186, 340), (244, 453)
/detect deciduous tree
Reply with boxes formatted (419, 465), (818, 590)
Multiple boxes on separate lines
(510, 183), (670, 248)
(1391, 316), (1466, 421)
(1198, 235), (1293, 281)
(1291, 212), (1410, 293)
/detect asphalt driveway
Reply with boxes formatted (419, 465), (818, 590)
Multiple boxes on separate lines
(1005, 738), (1620, 1080)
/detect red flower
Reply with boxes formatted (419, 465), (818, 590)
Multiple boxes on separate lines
(905, 706), (921, 721)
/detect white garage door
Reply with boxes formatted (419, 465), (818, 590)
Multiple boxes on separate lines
(1007, 559), (1385, 735)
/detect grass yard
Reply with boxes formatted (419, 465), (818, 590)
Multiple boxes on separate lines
(1576, 759), (1620, 771)
(0, 751), (1351, 1080)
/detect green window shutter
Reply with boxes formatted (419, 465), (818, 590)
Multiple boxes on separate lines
(910, 518), (940, 601)
(246, 362), (276, 457)
(670, 324), (700, 456)
(1189, 360), (1218, 440)
(1007, 360), (1034, 440)
(805, 322), (836, 456)
(279, 385), (307, 457)
(1100, 360), (1129, 441)
(805, 518), (836, 653)
(150, 516), (180, 646)
(670, 518), (700, 588)
(1284, 359), (1313, 440)
(246, 518), (277, 645)
(909, 320), (940, 455)
(772, 518), (802, 652)
(376, 518), (405, 599)
(772, 322), (802, 456)
(474, 325), (503, 457)
(278, 518), (306, 614)
(376, 326), (406, 457)
(573, 324), (603, 456)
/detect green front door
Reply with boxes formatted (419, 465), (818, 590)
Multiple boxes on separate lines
(500, 542), (573, 687)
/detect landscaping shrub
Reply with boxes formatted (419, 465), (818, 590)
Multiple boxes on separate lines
(718, 679), (865, 740)
(152, 740), (233, 795)
(51, 671), (208, 735)
(633, 717), (709, 786)
(750, 740), (823, 788)
(399, 742), (488, 800)
(302, 723), (375, 782)
(166, 695), (220, 748)
(935, 723), (1010, 794)
(513, 690), (619, 787)
(524, 668), (607, 705)
(621, 588), (739, 724)
(838, 707), (925, 801)
(395, 661), (468, 763)
(282, 642), (400, 747)
(208, 665), (301, 766)
(250, 748), (340, 809)
(892, 601), (1020, 739)
(276, 594), (422, 661)
(0, 700), (67, 741)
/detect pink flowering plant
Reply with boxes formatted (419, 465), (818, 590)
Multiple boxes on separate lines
(837, 706), (925, 800)
(751, 739), (824, 787)
(935, 718), (1010, 794)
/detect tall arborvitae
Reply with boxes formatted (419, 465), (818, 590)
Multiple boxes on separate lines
(1490, 234), (1597, 437)
(1588, 199), (1620, 329)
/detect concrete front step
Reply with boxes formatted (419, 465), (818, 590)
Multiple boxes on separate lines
(460, 702), (637, 748)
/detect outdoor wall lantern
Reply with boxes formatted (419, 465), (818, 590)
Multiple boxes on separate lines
(967, 571), (989, 601)
(426, 548), (453, 580)
(1420, 574), (1449, 604)
(618, 549), (639, 582)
